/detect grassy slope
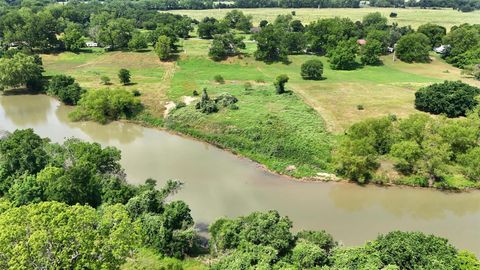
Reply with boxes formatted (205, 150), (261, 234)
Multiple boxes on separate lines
(169, 7), (480, 29)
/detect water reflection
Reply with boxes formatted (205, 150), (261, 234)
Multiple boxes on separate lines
(54, 102), (144, 144)
(0, 94), (51, 126)
(329, 184), (480, 220)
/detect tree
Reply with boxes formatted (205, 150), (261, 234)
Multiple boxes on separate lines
(395, 33), (431, 63)
(223, 10), (252, 33)
(274, 74), (289, 94)
(290, 19), (304, 32)
(328, 39), (358, 70)
(362, 12), (388, 32)
(97, 18), (135, 49)
(197, 17), (228, 39)
(0, 129), (47, 193)
(442, 24), (480, 68)
(208, 33), (245, 61)
(417, 23), (446, 48)
(101, 76), (111, 85)
(209, 210), (293, 254)
(390, 140), (423, 174)
(283, 31), (307, 54)
(154, 35), (172, 61)
(118, 68), (131, 85)
(361, 39), (383, 65)
(415, 80), (480, 117)
(0, 202), (139, 269)
(70, 88), (142, 124)
(306, 17), (357, 55)
(459, 147), (480, 182)
(0, 53), (43, 91)
(301, 59), (323, 80)
(253, 24), (287, 62)
(47, 74), (85, 105)
(295, 230), (337, 253)
(128, 32), (148, 51)
(61, 22), (85, 52)
(291, 240), (328, 268)
(374, 231), (459, 270)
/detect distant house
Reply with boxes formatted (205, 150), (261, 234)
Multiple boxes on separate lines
(86, 41), (98, 47)
(359, 1), (370, 7)
(387, 46), (395, 53)
(357, 39), (367, 45)
(434, 45), (450, 54)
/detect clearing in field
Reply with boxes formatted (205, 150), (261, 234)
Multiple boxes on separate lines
(169, 7), (480, 29)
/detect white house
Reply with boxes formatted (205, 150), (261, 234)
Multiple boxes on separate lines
(86, 41), (98, 47)
(434, 45), (450, 54)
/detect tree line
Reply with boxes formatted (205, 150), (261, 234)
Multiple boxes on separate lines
(0, 129), (479, 269)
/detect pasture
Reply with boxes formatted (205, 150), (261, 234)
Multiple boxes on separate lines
(169, 7), (480, 29)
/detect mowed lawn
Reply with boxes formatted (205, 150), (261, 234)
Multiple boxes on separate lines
(169, 7), (480, 29)
(42, 49), (172, 116)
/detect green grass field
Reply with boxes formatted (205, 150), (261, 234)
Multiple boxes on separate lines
(169, 7), (480, 29)
(40, 11), (480, 177)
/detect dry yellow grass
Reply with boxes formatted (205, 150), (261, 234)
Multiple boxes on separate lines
(169, 7), (480, 29)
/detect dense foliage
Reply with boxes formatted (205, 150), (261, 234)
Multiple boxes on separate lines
(301, 59), (324, 80)
(209, 33), (245, 61)
(415, 81), (480, 117)
(208, 210), (477, 269)
(0, 53), (43, 91)
(395, 33), (431, 63)
(335, 107), (480, 188)
(0, 129), (197, 268)
(70, 88), (142, 124)
(47, 74), (85, 105)
(442, 24), (480, 68)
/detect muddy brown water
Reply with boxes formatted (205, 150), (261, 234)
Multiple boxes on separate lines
(1, 95), (479, 255)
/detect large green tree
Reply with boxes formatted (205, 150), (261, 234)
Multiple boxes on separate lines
(395, 33), (431, 63)
(0, 53), (43, 91)
(253, 24), (288, 62)
(0, 202), (139, 269)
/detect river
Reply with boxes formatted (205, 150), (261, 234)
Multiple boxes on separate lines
(1, 94), (479, 254)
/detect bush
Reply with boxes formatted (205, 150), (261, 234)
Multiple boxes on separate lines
(415, 80), (480, 117)
(70, 89), (143, 124)
(301, 59), (323, 80)
(274, 74), (289, 94)
(214, 75), (225, 84)
(214, 93), (238, 107)
(396, 33), (431, 63)
(244, 82), (253, 90)
(132, 89), (141, 96)
(195, 89), (218, 114)
(357, 104), (364, 110)
(118, 69), (131, 85)
(100, 76), (111, 85)
(47, 75), (85, 105)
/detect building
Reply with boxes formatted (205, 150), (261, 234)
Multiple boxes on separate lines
(85, 41), (98, 47)
(434, 45), (450, 54)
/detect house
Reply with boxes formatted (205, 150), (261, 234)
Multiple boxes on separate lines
(85, 41), (98, 47)
(359, 1), (370, 7)
(387, 47), (395, 53)
(434, 45), (450, 54)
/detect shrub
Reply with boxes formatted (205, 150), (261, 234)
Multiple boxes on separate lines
(100, 76), (111, 85)
(301, 59), (324, 80)
(70, 89), (142, 124)
(132, 89), (141, 97)
(357, 104), (364, 110)
(214, 75), (225, 84)
(274, 74), (289, 94)
(118, 69), (131, 85)
(195, 89), (218, 114)
(415, 80), (480, 117)
(192, 90), (199, 96)
(214, 93), (238, 107)
(47, 75), (85, 105)
(244, 82), (253, 90)
(396, 33), (430, 63)
(389, 12), (397, 18)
